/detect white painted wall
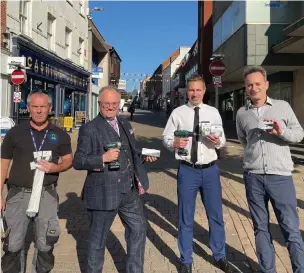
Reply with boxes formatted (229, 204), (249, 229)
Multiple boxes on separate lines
(6, 0), (89, 70)
(98, 53), (110, 88)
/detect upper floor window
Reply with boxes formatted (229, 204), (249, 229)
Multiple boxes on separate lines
(47, 13), (56, 51)
(79, 0), (85, 15)
(20, 0), (31, 36)
(78, 38), (84, 65)
(65, 27), (72, 58)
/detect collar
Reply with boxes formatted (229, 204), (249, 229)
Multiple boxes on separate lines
(247, 96), (272, 109)
(187, 102), (203, 110)
(25, 120), (55, 131)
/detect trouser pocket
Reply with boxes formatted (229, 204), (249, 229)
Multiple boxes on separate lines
(46, 219), (61, 246)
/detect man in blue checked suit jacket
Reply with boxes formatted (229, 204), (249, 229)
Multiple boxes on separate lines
(73, 86), (157, 273)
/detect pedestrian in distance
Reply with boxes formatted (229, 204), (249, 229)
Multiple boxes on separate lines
(1, 90), (73, 273)
(73, 86), (157, 273)
(128, 102), (135, 120)
(236, 65), (304, 273)
(162, 74), (235, 273)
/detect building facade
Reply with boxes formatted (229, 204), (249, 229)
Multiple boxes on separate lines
(3, 0), (90, 125)
(161, 46), (190, 109)
(211, 1), (304, 129)
(172, 40), (199, 107)
(1, 0), (11, 118)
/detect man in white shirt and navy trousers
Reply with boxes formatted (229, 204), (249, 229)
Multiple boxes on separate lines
(162, 74), (234, 273)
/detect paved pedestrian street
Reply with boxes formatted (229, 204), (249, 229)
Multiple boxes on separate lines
(23, 110), (304, 273)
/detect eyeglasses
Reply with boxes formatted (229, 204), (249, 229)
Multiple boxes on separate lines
(98, 101), (119, 108)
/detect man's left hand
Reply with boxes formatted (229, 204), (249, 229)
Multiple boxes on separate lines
(206, 134), (220, 145)
(144, 156), (157, 162)
(264, 118), (284, 135)
(37, 160), (59, 173)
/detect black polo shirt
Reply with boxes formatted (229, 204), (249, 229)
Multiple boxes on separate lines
(1, 121), (72, 188)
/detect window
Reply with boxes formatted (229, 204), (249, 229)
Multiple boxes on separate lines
(47, 13), (55, 51)
(79, 0), (84, 15)
(20, 0), (30, 35)
(65, 27), (72, 58)
(78, 38), (84, 65)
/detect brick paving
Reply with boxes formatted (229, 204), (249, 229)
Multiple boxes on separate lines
(21, 110), (304, 272)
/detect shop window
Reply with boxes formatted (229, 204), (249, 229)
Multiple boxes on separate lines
(20, 0), (31, 36)
(65, 27), (72, 58)
(47, 13), (56, 51)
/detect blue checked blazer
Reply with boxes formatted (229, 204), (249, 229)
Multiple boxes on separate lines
(72, 114), (149, 210)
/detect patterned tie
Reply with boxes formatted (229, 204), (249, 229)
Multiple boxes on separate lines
(110, 119), (119, 135)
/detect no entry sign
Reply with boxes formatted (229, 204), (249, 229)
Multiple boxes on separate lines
(11, 69), (25, 85)
(209, 60), (226, 77)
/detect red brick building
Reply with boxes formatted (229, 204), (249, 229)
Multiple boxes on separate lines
(198, 1), (213, 103)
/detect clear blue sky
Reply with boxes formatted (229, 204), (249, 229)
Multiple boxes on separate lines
(89, 1), (198, 92)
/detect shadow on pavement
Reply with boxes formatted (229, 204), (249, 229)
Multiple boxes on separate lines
(58, 193), (127, 273)
(143, 193), (260, 272)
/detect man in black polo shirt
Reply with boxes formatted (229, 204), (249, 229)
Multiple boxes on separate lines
(1, 90), (73, 273)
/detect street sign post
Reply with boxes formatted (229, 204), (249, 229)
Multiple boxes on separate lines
(209, 60), (226, 109)
(11, 69), (25, 85)
(209, 60), (226, 77)
(11, 69), (26, 125)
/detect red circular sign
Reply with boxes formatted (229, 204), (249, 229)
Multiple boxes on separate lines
(209, 60), (226, 76)
(11, 69), (25, 85)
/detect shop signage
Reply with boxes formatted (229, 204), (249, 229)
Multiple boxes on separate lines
(19, 45), (89, 91)
(75, 111), (86, 127)
(92, 67), (103, 79)
(7, 57), (26, 74)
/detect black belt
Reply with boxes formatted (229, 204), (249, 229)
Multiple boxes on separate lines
(180, 160), (215, 169)
(9, 183), (57, 193)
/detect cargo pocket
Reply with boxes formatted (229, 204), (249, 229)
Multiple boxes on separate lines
(46, 219), (61, 246)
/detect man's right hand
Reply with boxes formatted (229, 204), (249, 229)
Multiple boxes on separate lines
(102, 149), (120, 163)
(173, 138), (189, 149)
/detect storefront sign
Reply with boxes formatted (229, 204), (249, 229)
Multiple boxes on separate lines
(75, 111), (86, 126)
(7, 57), (26, 74)
(19, 45), (89, 91)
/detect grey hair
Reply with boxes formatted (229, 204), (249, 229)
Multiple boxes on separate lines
(243, 66), (267, 81)
(27, 91), (52, 105)
(99, 85), (121, 97)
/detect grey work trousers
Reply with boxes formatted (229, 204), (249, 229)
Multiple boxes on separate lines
(1, 185), (61, 273)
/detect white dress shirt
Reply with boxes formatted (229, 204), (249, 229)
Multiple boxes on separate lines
(162, 102), (226, 164)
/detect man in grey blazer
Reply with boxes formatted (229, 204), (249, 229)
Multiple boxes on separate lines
(73, 86), (157, 273)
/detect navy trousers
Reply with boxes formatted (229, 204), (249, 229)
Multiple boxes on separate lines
(86, 190), (147, 273)
(177, 163), (226, 265)
(244, 173), (304, 273)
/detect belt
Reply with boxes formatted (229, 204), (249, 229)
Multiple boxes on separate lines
(180, 160), (215, 169)
(9, 183), (57, 193)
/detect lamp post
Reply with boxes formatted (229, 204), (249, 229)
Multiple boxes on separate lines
(87, 7), (104, 20)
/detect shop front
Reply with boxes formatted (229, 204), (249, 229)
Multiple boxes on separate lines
(11, 36), (90, 126)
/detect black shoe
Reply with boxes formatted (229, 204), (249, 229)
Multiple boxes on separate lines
(180, 264), (192, 273)
(216, 258), (235, 273)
